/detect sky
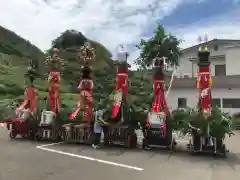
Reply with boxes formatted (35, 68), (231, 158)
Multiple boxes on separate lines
(0, 0), (240, 68)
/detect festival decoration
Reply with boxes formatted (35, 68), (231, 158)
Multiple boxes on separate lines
(170, 35), (232, 156)
(35, 49), (66, 141)
(16, 60), (38, 115)
(6, 60), (38, 139)
(45, 48), (64, 114)
(111, 45), (129, 119)
(142, 53), (176, 150)
(196, 35), (212, 116)
(147, 57), (168, 135)
(69, 42), (95, 123)
(100, 45), (138, 148)
(194, 35), (233, 138)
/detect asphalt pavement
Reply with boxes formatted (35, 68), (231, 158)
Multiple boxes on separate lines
(1, 128), (240, 180)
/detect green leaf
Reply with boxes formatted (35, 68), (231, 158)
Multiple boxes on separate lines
(136, 24), (182, 68)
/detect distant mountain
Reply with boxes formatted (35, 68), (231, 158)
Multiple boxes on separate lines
(0, 26), (153, 110)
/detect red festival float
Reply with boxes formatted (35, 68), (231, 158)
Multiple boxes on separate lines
(36, 48), (64, 141)
(188, 35), (228, 156)
(6, 61), (38, 139)
(63, 42), (95, 144)
(142, 57), (176, 150)
(103, 45), (137, 148)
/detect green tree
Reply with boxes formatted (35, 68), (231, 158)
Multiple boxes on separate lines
(52, 30), (86, 49)
(136, 23), (182, 68)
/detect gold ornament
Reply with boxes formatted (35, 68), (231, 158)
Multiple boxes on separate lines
(77, 42), (96, 67)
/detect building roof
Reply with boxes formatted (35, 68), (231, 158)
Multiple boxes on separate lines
(170, 75), (240, 89)
(180, 39), (240, 54)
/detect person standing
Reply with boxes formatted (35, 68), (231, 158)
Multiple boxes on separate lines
(92, 108), (104, 149)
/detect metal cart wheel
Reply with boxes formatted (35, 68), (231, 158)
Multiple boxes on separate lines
(169, 138), (177, 151)
(142, 138), (147, 149)
(35, 128), (44, 141)
(9, 130), (17, 139)
(126, 133), (137, 149)
(220, 144), (227, 158)
(188, 134), (195, 155)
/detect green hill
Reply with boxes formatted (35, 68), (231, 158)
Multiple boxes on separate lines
(0, 26), (153, 110)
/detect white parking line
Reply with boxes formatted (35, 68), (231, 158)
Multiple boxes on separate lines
(36, 142), (65, 148)
(37, 145), (144, 171)
(36, 134), (188, 172)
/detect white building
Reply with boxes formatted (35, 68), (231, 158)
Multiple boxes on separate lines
(168, 39), (240, 115)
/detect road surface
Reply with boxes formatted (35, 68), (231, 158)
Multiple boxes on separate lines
(1, 128), (240, 180)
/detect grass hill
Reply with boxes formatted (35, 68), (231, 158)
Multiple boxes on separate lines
(0, 26), (153, 112)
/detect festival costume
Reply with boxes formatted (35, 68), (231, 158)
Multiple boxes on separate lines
(45, 49), (64, 114)
(146, 58), (168, 137)
(111, 46), (129, 119)
(196, 48), (212, 115)
(6, 62), (38, 138)
(69, 42), (95, 123)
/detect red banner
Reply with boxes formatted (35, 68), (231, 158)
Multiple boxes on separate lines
(151, 80), (168, 114)
(111, 64), (128, 118)
(69, 79), (93, 122)
(116, 64), (128, 95)
(148, 72), (168, 137)
(197, 67), (211, 114)
(48, 71), (60, 113)
(16, 87), (37, 114)
(116, 73), (128, 95)
(82, 90), (93, 122)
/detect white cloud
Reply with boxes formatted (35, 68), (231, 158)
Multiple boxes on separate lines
(171, 9), (240, 49)
(0, 0), (193, 60)
(0, 0), (240, 70)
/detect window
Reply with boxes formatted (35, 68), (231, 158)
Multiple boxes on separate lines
(223, 99), (240, 108)
(212, 98), (221, 108)
(178, 98), (187, 108)
(215, 64), (226, 76)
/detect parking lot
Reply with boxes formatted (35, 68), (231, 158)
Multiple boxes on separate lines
(1, 128), (240, 180)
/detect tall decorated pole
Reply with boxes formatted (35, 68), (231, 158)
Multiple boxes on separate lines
(16, 60), (38, 115)
(145, 57), (169, 136)
(111, 45), (129, 119)
(106, 45), (138, 149)
(45, 48), (64, 114)
(6, 60), (38, 139)
(151, 57), (168, 114)
(196, 34), (212, 116)
(69, 42), (95, 123)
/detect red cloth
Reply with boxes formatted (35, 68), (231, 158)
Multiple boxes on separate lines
(116, 73), (128, 95)
(16, 88), (37, 114)
(198, 66), (211, 113)
(49, 86), (59, 113)
(48, 70), (60, 113)
(110, 65), (128, 119)
(69, 84), (93, 121)
(151, 79), (168, 137)
(83, 90), (93, 122)
(111, 103), (121, 118)
(197, 67), (210, 89)
(151, 80), (168, 113)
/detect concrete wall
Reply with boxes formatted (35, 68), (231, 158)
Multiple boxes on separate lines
(226, 47), (240, 75)
(175, 41), (240, 78)
(167, 87), (240, 115)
